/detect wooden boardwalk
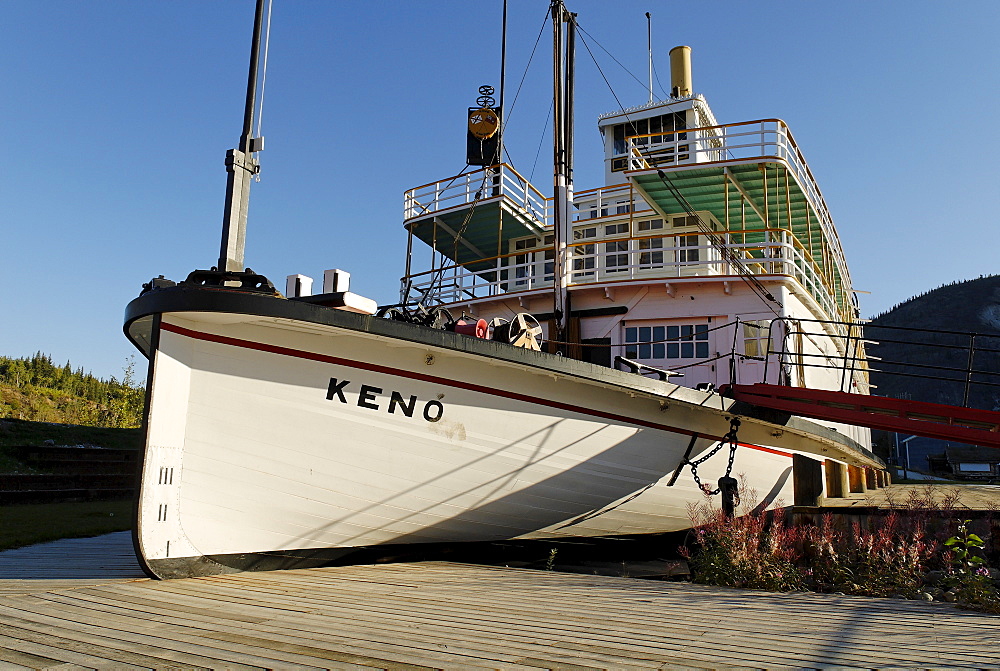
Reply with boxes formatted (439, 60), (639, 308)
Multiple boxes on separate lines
(821, 483), (1000, 510)
(1, 534), (999, 668)
(0, 532), (145, 589)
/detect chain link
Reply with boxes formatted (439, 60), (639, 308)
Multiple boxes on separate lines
(687, 417), (741, 496)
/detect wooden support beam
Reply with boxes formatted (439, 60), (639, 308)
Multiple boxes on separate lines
(724, 167), (768, 225)
(794, 454), (825, 506)
(848, 465), (867, 493)
(434, 216), (485, 258)
(824, 460), (849, 498)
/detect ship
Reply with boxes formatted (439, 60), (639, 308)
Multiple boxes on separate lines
(124, 1), (882, 579)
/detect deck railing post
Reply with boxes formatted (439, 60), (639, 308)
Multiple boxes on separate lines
(729, 318), (741, 386)
(840, 327), (855, 392)
(964, 334), (977, 407)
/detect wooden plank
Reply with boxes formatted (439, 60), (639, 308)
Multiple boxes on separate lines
(125, 578), (708, 665)
(2, 555), (999, 668)
(0, 532), (144, 581)
(0, 639), (69, 669)
(6, 592), (547, 671)
(94, 569), (964, 668)
(0, 601), (269, 670)
(94, 583), (696, 668)
(5, 592), (378, 671)
(0, 629), (149, 670)
(77, 586), (658, 670)
(188, 568), (960, 668)
(0, 578), (146, 596)
(195, 568), (952, 652)
(286, 568), (996, 668)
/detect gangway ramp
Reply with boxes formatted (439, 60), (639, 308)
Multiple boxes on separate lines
(720, 383), (1000, 449)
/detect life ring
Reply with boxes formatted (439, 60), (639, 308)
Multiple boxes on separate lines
(468, 107), (499, 140)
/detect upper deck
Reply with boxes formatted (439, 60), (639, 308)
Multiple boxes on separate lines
(400, 117), (857, 324)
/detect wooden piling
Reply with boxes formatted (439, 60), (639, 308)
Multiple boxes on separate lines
(847, 464), (866, 493)
(793, 454), (825, 506)
(824, 460), (849, 498)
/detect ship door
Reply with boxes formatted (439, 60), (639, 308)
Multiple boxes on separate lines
(737, 318), (793, 386)
(581, 338), (612, 368)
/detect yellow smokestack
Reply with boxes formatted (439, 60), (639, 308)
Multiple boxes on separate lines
(669, 45), (692, 98)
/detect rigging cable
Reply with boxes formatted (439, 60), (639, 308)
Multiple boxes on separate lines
(500, 7), (550, 145)
(575, 24), (653, 97)
(528, 98), (554, 184)
(650, 60), (670, 101)
(252, 0), (273, 181)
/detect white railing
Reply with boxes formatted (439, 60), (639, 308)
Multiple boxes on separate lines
(404, 230), (840, 319)
(403, 163), (549, 225)
(625, 119), (848, 288)
(572, 184), (654, 222)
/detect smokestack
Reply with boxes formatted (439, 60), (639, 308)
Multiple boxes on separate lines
(669, 45), (692, 98)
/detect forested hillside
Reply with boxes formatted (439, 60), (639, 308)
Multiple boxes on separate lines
(867, 275), (1000, 411)
(0, 352), (144, 428)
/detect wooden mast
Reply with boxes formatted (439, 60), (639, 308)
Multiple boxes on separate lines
(218, 0), (267, 274)
(551, 0), (575, 348)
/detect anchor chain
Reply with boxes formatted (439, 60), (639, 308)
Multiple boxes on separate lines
(686, 417), (742, 506)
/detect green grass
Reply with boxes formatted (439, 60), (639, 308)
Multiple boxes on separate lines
(0, 500), (133, 551)
(0, 417), (142, 450)
(0, 417), (143, 474)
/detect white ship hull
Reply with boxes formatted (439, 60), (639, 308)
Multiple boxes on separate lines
(125, 289), (879, 578)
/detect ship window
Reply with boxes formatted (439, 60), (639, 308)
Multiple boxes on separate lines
(649, 115), (663, 143)
(605, 223), (628, 236)
(605, 240), (629, 272)
(510, 236), (553, 284)
(625, 322), (708, 360)
(634, 118), (648, 145)
(672, 112), (687, 141)
(613, 112), (688, 158)
(588, 202), (611, 217)
(678, 234), (700, 263)
(613, 123), (626, 155)
(638, 237), (664, 268)
(573, 227), (597, 277)
(574, 244), (596, 276)
(638, 218), (663, 231)
(625, 326), (665, 359)
(543, 234), (554, 281)
(513, 238), (534, 285)
(742, 320), (771, 359)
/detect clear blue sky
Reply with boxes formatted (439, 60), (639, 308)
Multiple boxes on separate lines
(2, 1), (998, 381)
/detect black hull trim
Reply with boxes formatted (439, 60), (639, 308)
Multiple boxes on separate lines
(144, 532), (695, 580)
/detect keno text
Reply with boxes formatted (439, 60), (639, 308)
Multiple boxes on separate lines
(326, 378), (444, 422)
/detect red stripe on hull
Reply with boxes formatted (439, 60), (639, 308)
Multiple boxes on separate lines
(159, 320), (791, 459)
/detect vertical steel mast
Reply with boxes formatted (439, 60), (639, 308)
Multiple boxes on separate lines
(218, 0), (267, 273)
(551, 0), (575, 347)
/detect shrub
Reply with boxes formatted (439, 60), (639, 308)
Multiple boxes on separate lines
(681, 481), (1000, 612)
